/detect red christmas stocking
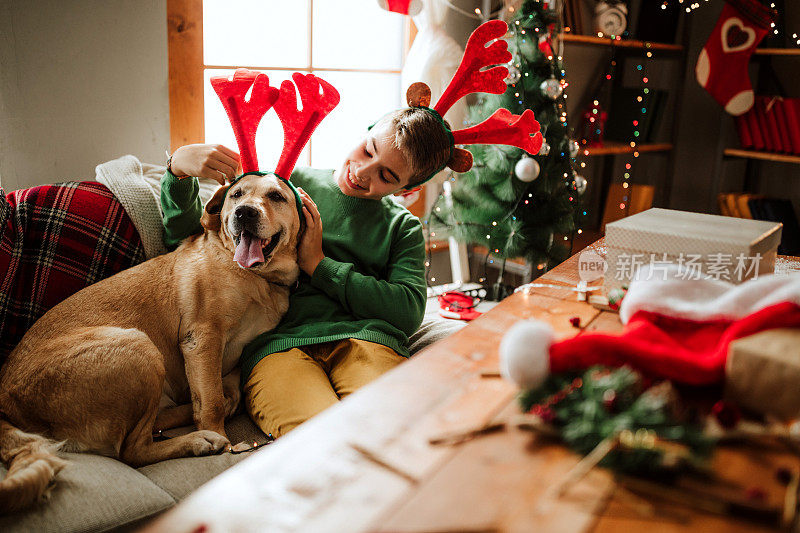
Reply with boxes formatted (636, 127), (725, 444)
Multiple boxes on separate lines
(376, 0), (422, 16)
(695, 0), (775, 116)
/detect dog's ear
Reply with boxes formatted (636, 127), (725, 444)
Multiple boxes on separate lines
(200, 184), (231, 232)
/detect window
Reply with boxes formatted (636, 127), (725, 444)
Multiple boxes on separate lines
(200, 0), (406, 170)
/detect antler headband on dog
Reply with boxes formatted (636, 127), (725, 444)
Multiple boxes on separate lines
(210, 68), (340, 214)
(401, 19), (544, 188)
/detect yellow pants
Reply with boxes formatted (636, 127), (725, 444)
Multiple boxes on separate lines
(244, 339), (405, 438)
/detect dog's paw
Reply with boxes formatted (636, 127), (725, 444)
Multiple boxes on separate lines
(223, 391), (241, 419)
(189, 430), (230, 456)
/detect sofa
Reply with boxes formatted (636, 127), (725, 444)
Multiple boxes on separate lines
(0, 316), (464, 532)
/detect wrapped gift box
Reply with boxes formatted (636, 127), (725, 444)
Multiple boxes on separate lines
(605, 208), (782, 293)
(725, 328), (800, 421)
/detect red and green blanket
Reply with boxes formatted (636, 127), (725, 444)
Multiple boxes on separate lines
(0, 181), (145, 360)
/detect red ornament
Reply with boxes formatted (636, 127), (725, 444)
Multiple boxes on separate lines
(538, 33), (554, 57)
(745, 487), (767, 501)
(711, 400), (741, 429)
(602, 389), (618, 412)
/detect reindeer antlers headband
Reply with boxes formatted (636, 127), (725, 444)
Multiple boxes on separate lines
(210, 68), (340, 181)
(402, 19), (543, 188)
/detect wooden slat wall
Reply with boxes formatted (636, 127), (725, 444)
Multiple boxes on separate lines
(167, 0), (204, 153)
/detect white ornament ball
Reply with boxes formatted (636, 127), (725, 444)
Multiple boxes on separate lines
(538, 141), (551, 156)
(574, 174), (587, 195)
(500, 320), (554, 389)
(540, 77), (563, 100)
(515, 157), (540, 182)
(569, 140), (580, 158)
(505, 64), (521, 85)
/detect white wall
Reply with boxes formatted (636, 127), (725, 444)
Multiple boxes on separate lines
(0, 0), (169, 192)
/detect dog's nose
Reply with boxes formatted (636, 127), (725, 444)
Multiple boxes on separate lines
(234, 205), (259, 223)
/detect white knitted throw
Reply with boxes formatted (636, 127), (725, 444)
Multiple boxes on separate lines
(95, 155), (220, 259)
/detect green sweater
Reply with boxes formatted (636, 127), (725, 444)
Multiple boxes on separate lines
(160, 167), (427, 382)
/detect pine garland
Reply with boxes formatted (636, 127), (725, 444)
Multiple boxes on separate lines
(518, 366), (714, 475)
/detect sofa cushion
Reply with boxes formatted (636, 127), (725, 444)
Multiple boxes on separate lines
(0, 452), (175, 533)
(408, 315), (466, 355)
(138, 414), (270, 501)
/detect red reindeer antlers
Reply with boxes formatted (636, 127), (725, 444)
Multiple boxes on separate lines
(211, 69), (339, 179)
(274, 73), (340, 179)
(453, 108), (543, 155)
(433, 19), (511, 117)
(210, 69), (280, 174)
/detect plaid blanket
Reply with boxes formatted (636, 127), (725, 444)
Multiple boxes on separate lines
(0, 181), (145, 361)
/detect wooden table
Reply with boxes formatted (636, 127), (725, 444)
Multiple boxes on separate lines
(146, 243), (800, 533)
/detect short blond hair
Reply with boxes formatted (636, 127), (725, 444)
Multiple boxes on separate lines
(374, 108), (453, 187)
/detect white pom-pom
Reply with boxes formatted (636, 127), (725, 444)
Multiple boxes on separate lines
(500, 320), (554, 389)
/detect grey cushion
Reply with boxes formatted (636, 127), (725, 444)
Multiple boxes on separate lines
(0, 452), (175, 533)
(137, 451), (249, 502)
(408, 314), (466, 355)
(138, 414), (270, 501)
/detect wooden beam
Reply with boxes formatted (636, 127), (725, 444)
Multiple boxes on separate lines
(724, 148), (800, 164)
(167, 0), (204, 153)
(561, 33), (684, 52)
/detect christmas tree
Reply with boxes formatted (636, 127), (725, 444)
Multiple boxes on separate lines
(434, 0), (584, 272)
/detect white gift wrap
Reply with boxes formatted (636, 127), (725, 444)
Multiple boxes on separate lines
(604, 208), (782, 292)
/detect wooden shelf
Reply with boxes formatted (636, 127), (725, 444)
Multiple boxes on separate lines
(723, 148), (800, 164)
(580, 142), (673, 156)
(560, 33), (684, 52)
(753, 47), (800, 56)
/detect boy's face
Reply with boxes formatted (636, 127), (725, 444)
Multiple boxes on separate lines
(335, 122), (415, 200)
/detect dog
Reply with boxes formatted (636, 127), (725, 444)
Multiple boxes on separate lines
(0, 172), (301, 512)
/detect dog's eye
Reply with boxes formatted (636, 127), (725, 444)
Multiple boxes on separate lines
(267, 191), (287, 203)
(231, 189), (243, 199)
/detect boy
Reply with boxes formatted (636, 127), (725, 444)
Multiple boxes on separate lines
(161, 107), (452, 437)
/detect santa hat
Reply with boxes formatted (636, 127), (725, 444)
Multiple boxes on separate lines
(500, 265), (800, 389)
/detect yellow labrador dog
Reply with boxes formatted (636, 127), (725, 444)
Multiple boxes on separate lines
(0, 172), (300, 512)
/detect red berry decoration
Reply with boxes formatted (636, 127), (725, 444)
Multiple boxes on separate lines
(711, 400), (741, 429)
(745, 487), (767, 502)
(602, 389), (618, 412)
(539, 407), (556, 423)
(569, 316), (581, 328)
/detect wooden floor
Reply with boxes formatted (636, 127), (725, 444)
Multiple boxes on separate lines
(146, 243), (800, 533)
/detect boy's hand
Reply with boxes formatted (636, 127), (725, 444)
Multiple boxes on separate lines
(297, 188), (325, 276)
(169, 144), (240, 184)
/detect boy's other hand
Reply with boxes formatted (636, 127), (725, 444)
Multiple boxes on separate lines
(170, 144), (240, 185)
(297, 187), (325, 276)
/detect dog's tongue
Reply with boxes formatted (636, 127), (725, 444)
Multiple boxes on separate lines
(233, 232), (264, 268)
